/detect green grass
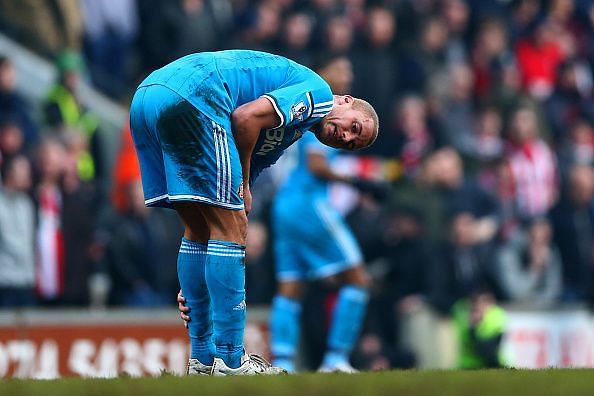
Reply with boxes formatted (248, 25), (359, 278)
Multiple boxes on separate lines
(2, 369), (594, 396)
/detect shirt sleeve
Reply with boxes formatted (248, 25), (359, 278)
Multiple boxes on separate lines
(261, 79), (333, 129)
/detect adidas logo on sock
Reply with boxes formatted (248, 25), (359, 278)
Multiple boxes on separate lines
(233, 300), (246, 311)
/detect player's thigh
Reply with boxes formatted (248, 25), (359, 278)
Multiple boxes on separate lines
(302, 200), (363, 279)
(129, 86), (168, 205)
(277, 280), (304, 300)
(337, 265), (371, 288)
(151, 90), (244, 211)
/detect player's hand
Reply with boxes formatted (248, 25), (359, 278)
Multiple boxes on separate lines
(177, 290), (190, 328)
(243, 184), (252, 215)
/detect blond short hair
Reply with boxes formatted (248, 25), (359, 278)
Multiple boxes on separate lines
(352, 98), (379, 147)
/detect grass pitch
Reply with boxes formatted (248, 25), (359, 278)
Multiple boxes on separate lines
(2, 369), (594, 396)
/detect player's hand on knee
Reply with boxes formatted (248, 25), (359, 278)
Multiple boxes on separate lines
(177, 290), (190, 328)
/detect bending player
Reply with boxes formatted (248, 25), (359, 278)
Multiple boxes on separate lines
(130, 50), (378, 376)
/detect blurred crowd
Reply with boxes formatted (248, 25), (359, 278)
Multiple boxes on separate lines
(0, 0), (594, 370)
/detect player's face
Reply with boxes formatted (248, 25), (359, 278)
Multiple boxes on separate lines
(315, 95), (375, 151)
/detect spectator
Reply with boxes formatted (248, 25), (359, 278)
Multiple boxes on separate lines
(44, 51), (103, 183)
(544, 59), (594, 143)
(0, 155), (36, 307)
(547, 0), (588, 58)
(0, 56), (38, 148)
(452, 290), (506, 369)
(557, 120), (594, 176)
(104, 180), (181, 306)
(343, 0), (367, 33)
(488, 58), (526, 121)
(0, 118), (25, 166)
(495, 218), (562, 305)
(398, 15), (451, 94)
(277, 12), (314, 66)
(322, 14), (354, 57)
(504, 106), (558, 220)
(425, 148), (499, 243)
(509, 0), (541, 41)
(515, 18), (569, 100)
(232, 1), (281, 52)
(462, 106), (504, 185)
(438, 63), (476, 151)
(428, 212), (495, 314)
(314, 55), (353, 96)
(471, 18), (511, 100)
(549, 164), (594, 302)
(34, 138), (66, 304)
(369, 207), (431, 350)
(0, 0), (82, 57)
(442, 0), (470, 63)
(388, 95), (438, 175)
(352, 6), (397, 131)
(60, 129), (103, 305)
(305, 0), (342, 50)
(79, 0), (139, 99)
(111, 123), (141, 214)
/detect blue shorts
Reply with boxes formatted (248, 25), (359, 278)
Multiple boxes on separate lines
(272, 198), (363, 281)
(129, 84), (244, 210)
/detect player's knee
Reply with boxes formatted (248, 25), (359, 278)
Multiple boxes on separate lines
(184, 228), (209, 243)
(342, 265), (371, 289)
(221, 214), (247, 245)
(278, 281), (303, 300)
(203, 207), (248, 245)
(224, 210), (247, 245)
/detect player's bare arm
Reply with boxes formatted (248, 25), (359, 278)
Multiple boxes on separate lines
(307, 151), (351, 183)
(231, 97), (280, 213)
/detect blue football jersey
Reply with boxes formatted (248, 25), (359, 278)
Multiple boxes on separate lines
(138, 50), (334, 182)
(276, 132), (336, 202)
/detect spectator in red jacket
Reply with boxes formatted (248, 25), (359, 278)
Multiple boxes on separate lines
(516, 18), (568, 100)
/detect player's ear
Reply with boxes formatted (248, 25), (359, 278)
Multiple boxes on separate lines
(334, 95), (354, 106)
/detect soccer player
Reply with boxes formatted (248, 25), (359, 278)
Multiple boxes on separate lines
(269, 56), (371, 373)
(129, 50), (378, 376)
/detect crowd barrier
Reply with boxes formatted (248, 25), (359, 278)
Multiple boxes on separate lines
(0, 305), (591, 378)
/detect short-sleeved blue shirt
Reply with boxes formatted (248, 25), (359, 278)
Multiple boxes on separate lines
(276, 132), (336, 202)
(139, 50), (334, 181)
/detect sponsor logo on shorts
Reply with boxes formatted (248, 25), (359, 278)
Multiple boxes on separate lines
(238, 181), (244, 199)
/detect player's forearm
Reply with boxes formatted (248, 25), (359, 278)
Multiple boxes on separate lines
(231, 98), (280, 183)
(310, 164), (351, 183)
(231, 118), (260, 183)
(307, 152), (351, 183)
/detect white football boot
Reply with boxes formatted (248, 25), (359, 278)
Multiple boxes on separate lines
(211, 353), (288, 376)
(186, 359), (212, 375)
(318, 361), (359, 374)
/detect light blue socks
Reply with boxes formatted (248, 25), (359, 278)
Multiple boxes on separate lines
(177, 238), (215, 364)
(269, 295), (302, 373)
(322, 285), (369, 368)
(205, 240), (246, 368)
